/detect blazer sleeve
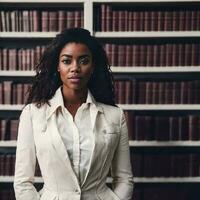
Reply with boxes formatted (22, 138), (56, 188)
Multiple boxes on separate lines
(110, 108), (134, 200)
(14, 105), (40, 200)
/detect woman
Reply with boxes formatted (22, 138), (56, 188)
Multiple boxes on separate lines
(14, 28), (133, 200)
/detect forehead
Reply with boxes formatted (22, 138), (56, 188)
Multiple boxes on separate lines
(60, 42), (91, 56)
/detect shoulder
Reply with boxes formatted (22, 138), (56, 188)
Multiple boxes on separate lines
(21, 103), (48, 119)
(97, 102), (123, 125)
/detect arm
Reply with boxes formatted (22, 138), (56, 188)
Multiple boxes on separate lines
(14, 105), (40, 200)
(111, 108), (134, 200)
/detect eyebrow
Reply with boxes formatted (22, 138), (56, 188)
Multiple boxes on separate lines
(60, 54), (90, 58)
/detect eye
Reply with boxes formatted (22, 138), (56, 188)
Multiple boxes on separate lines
(62, 59), (71, 65)
(79, 57), (90, 65)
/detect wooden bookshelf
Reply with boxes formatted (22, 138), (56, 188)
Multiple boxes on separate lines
(1, 1), (200, 199)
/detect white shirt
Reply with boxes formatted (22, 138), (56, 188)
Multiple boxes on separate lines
(55, 87), (94, 184)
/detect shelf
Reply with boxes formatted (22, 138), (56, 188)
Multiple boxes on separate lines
(0, 105), (23, 111)
(118, 104), (200, 111)
(1, 140), (200, 148)
(1, 31), (200, 39)
(0, 141), (16, 147)
(0, 176), (43, 183)
(95, 31), (200, 38)
(1, 67), (200, 77)
(111, 67), (200, 73)
(129, 141), (200, 147)
(0, 32), (58, 39)
(1, 176), (200, 183)
(1, 104), (200, 111)
(93, 0), (200, 2)
(0, 0), (84, 3)
(0, 71), (35, 77)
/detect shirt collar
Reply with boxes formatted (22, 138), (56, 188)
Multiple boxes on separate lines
(46, 86), (102, 119)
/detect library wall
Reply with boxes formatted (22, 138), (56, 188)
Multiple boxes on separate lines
(1, 1), (200, 200)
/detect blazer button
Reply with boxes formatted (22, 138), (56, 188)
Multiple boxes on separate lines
(75, 189), (80, 194)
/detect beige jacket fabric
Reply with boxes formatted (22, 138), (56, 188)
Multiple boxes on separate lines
(14, 90), (134, 200)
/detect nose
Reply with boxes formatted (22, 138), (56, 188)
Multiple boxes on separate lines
(70, 60), (80, 73)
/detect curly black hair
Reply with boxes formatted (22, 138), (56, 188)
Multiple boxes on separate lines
(26, 28), (116, 107)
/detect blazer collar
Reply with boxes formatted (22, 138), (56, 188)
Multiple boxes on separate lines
(46, 87), (103, 120)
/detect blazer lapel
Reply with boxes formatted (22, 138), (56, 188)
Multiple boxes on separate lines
(47, 112), (80, 187)
(81, 103), (104, 187)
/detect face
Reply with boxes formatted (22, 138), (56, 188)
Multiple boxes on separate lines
(58, 42), (93, 92)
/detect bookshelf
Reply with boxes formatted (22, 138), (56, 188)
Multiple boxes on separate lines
(1, 0), (200, 200)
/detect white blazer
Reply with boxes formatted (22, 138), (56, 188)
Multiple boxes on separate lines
(14, 90), (134, 200)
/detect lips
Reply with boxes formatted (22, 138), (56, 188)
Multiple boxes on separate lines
(68, 75), (82, 83)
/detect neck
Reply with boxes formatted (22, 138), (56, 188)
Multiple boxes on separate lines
(61, 86), (87, 106)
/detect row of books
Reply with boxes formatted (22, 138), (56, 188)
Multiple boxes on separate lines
(1, 114), (200, 142)
(1, 42), (200, 70)
(134, 186), (199, 200)
(132, 153), (200, 177)
(0, 46), (46, 71)
(0, 190), (15, 200)
(0, 154), (41, 177)
(0, 10), (83, 32)
(124, 113), (200, 141)
(0, 187), (197, 200)
(1, 152), (200, 178)
(0, 119), (19, 141)
(98, 4), (200, 31)
(114, 80), (200, 104)
(104, 43), (200, 66)
(0, 82), (30, 104)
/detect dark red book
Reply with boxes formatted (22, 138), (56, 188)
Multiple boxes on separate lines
(135, 116), (146, 140)
(169, 116), (179, 140)
(172, 44), (179, 66)
(49, 11), (58, 31)
(58, 10), (66, 31)
(139, 45), (147, 66)
(146, 45), (153, 66)
(106, 4), (112, 31)
(66, 11), (75, 29)
(125, 45), (132, 66)
(3, 81), (12, 104)
(131, 153), (143, 177)
(144, 11), (151, 31)
(165, 82), (173, 104)
(178, 116), (189, 140)
(158, 11), (164, 31)
(188, 115), (199, 140)
(10, 119), (19, 140)
(128, 11), (132, 31)
(101, 4), (106, 31)
(41, 11), (49, 31)
(125, 80), (132, 104)
(33, 10), (40, 32)
(145, 116), (154, 140)
(118, 45), (125, 66)
(158, 82), (165, 104)
(166, 43), (173, 66)
(145, 82), (153, 104)
(0, 82), (3, 104)
(154, 117), (170, 141)
(124, 111), (134, 140)
(152, 82), (159, 104)
(118, 10), (125, 31)
(138, 81), (146, 104)
(185, 10), (192, 30)
(74, 11), (82, 28)
(112, 10), (118, 31)
(117, 81), (125, 104)
(172, 11), (179, 31)
(179, 11), (185, 31)
(159, 44), (166, 66)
